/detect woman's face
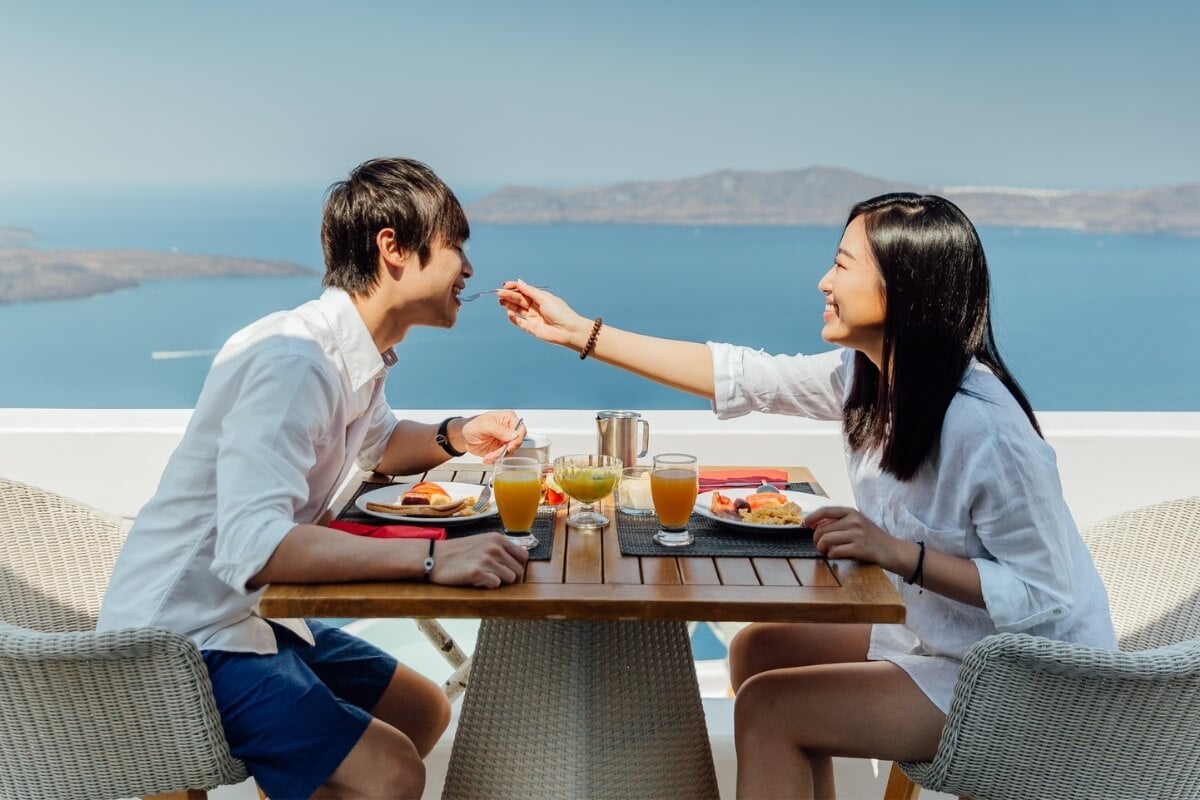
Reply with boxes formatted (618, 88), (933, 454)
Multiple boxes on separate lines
(818, 215), (886, 365)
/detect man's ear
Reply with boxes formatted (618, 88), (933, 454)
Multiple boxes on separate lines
(376, 229), (411, 280)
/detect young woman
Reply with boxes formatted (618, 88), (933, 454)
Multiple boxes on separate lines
(497, 193), (1116, 799)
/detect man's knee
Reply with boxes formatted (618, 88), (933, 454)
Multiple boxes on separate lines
(336, 725), (426, 800)
(379, 742), (426, 800)
(378, 669), (452, 756)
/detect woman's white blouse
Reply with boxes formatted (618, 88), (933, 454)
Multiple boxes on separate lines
(709, 343), (1117, 712)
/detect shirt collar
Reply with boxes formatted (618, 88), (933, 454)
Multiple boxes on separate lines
(317, 288), (395, 390)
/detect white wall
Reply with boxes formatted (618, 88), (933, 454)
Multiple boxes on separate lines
(2, 408), (1198, 526)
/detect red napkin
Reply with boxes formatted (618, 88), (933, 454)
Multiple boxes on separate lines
(698, 468), (790, 491)
(329, 520), (447, 540)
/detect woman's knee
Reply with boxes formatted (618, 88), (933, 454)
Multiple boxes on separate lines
(728, 623), (787, 690)
(733, 671), (794, 742)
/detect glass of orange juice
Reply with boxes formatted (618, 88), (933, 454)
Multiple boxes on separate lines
(493, 456), (542, 549)
(651, 453), (699, 547)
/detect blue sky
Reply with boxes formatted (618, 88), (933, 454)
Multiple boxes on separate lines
(2, 0), (1196, 191)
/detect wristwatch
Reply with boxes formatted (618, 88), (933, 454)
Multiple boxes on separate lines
(423, 540), (436, 582)
(436, 416), (466, 458)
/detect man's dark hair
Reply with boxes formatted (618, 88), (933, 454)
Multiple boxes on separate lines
(841, 193), (1041, 480)
(321, 158), (469, 295)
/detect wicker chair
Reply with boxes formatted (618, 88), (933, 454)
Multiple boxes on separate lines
(0, 477), (248, 800)
(885, 496), (1200, 800)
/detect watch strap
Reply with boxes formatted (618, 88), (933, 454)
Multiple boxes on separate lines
(436, 416), (466, 458)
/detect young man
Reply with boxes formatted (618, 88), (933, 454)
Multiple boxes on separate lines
(97, 158), (529, 799)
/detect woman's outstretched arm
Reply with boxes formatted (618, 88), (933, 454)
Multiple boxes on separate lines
(498, 279), (716, 400)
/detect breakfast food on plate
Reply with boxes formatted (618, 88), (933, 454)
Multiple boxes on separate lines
(541, 471), (566, 506)
(741, 501), (805, 525)
(367, 482), (478, 517)
(709, 491), (806, 526)
(401, 481), (452, 506)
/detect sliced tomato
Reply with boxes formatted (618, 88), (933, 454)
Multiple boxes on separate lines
(710, 492), (738, 518)
(745, 493), (788, 512)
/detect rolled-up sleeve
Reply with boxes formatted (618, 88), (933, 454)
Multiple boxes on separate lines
(708, 343), (849, 421)
(212, 352), (339, 593)
(968, 433), (1077, 631)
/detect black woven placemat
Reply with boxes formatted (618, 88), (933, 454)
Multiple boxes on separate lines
(618, 481), (821, 558)
(339, 481), (555, 561)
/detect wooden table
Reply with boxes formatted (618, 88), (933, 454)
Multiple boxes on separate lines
(261, 466), (904, 799)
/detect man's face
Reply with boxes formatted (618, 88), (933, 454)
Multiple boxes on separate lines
(408, 237), (473, 329)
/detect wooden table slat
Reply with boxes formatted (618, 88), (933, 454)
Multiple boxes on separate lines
(640, 556), (683, 585)
(752, 558), (800, 587)
(564, 517), (604, 585)
(678, 558), (722, 585)
(792, 559), (842, 587)
(713, 558), (760, 586)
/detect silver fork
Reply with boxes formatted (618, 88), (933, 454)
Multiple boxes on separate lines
(472, 417), (524, 512)
(460, 284), (551, 303)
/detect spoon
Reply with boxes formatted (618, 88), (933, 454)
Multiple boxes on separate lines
(755, 481), (782, 494)
(460, 285), (551, 303)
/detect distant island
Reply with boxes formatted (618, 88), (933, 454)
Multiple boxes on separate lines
(0, 246), (314, 304)
(467, 167), (1200, 236)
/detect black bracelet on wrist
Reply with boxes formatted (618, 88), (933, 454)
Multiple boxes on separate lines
(905, 540), (926, 592)
(423, 539), (436, 582)
(435, 416), (466, 458)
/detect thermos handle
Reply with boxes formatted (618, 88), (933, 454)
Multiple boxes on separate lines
(638, 419), (650, 458)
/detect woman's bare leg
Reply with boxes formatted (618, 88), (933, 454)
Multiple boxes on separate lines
(728, 622), (872, 690)
(734, 661), (945, 800)
(728, 622), (872, 797)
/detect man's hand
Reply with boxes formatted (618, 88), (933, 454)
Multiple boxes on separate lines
(462, 411), (526, 463)
(430, 533), (530, 588)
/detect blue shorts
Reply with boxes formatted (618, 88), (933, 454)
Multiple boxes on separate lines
(202, 620), (398, 800)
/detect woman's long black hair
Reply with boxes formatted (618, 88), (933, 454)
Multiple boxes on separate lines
(842, 193), (1040, 480)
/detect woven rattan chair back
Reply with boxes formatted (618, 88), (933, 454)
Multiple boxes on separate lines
(0, 477), (248, 800)
(888, 496), (1200, 800)
(0, 476), (129, 632)
(1080, 496), (1200, 650)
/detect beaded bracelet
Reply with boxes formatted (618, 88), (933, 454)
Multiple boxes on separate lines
(579, 317), (603, 360)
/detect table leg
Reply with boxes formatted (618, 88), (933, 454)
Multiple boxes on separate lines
(443, 619), (721, 800)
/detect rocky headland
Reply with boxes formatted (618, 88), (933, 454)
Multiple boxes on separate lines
(467, 167), (1200, 236)
(0, 246), (314, 304)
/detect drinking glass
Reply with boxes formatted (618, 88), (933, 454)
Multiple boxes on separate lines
(617, 466), (655, 515)
(493, 456), (542, 549)
(651, 453), (699, 547)
(552, 454), (622, 528)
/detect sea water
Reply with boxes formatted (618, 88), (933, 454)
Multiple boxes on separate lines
(1, 187), (1198, 410)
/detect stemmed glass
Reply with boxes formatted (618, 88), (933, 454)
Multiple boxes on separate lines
(552, 454), (622, 528)
(492, 456), (542, 549)
(651, 453), (699, 547)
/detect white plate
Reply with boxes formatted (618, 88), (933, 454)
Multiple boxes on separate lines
(355, 482), (498, 526)
(693, 488), (855, 532)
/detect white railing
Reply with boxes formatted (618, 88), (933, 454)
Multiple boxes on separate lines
(3, 408), (1198, 527)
